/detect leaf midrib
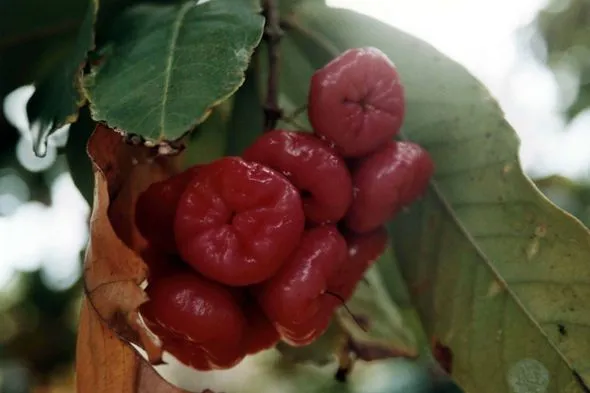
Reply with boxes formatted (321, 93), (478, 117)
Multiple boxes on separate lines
(159, 1), (193, 139)
(407, 139), (588, 380)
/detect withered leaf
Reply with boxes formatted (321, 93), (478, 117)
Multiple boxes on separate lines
(77, 298), (192, 393)
(77, 124), (189, 392)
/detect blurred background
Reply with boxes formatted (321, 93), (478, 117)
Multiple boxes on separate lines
(1, 0), (589, 391)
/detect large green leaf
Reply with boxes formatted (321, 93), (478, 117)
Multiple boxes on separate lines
(85, 0), (264, 141)
(183, 99), (232, 168)
(279, 0), (326, 17)
(284, 4), (590, 393)
(25, 0), (96, 157)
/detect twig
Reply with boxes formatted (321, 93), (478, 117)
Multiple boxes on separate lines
(280, 117), (306, 131)
(324, 291), (368, 333)
(281, 104), (308, 126)
(262, 0), (283, 131)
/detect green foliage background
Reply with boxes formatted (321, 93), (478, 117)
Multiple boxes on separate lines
(534, 0), (590, 120)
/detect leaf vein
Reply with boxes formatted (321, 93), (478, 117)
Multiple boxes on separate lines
(159, 1), (193, 139)
(539, 319), (590, 329)
(434, 160), (513, 179)
(509, 279), (590, 287)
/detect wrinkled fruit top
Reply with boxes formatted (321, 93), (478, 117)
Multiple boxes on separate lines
(308, 47), (405, 158)
(174, 156), (305, 287)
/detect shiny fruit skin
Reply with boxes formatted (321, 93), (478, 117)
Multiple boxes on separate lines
(243, 130), (352, 224)
(345, 141), (433, 233)
(330, 227), (388, 300)
(135, 166), (200, 253)
(256, 226), (347, 345)
(308, 47), (405, 158)
(140, 271), (246, 369)
(174, 157), (305, 286)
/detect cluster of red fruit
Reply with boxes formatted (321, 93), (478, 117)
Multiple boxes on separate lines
(134, 47), (434, 371)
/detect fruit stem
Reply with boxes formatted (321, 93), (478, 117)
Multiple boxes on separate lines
(281, 104), (308, 127)
(262, 0), (283, 131)
(324, 290), (368, 333)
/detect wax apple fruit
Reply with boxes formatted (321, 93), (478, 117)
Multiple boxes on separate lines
(243, 130), (352, 224)
(308, 47), (405, 158)
(345, 141), (434, 233)
(174, 157), (305, 286)
(135, 166), (200, 253)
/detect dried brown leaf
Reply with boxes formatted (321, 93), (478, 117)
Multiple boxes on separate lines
(76, 299), (191, 393)
(76, 124), (188, 392)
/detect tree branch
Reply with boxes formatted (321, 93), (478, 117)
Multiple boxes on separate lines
(262, 0), (283, 131)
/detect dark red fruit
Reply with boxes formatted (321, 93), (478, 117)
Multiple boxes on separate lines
(279, 231), (385, 347)
(243, 130), (353, 224)
(256, 226), (347, 341)
(174, 157), (305, 286)
(345, 141), (433, 233)
(144, 319), (244, 370)
(330, 227), (388, 300)
(135, 166), (200, 253)
(308, 47), (405, 158)
(160, 336), (211, 370)
(201, 341), (246, 369)
(276, 296), (337, 346)
(140, 247), (186, 279)
(140, 271), (246, 369)
(141, 303), (213, 370)
(242, 301), (280, 354)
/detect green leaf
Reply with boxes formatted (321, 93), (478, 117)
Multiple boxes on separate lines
(534, 175), (590, 229)
(276, 256), (420, 369)
(288, 4), (590, 393)
(66, 105), (96, 206)
(225, 64), (265, 156)
(25, 0), (96, 157)
(85, 0), (264, 141)
(279, 0), (326, 17)
(183, 99), (232, 168)
(375, 244), (433, 356)
(338, 263), (418, 359)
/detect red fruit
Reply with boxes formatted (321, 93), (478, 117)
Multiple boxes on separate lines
(308, 47), (405, 157)
(330, 227), (388, 300)
(276, 296), (337, 346)
(135, 166), (200, 253)
(345, 141), (433, 233)
(174, 157), (305, 286)
(140, 271), (246, 369)
(145, 322), (244, 370)
(256, 226), (347, 337)
(140, 247), (186, 279)
(242, 301), (280, 355)
(243, 130), (352, 224)
(201, 341), (246, 369)
(141, 305), (212, 370)
(160, 336), (212, 371)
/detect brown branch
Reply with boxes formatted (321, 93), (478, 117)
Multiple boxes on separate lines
(262, 0), (283, 131)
